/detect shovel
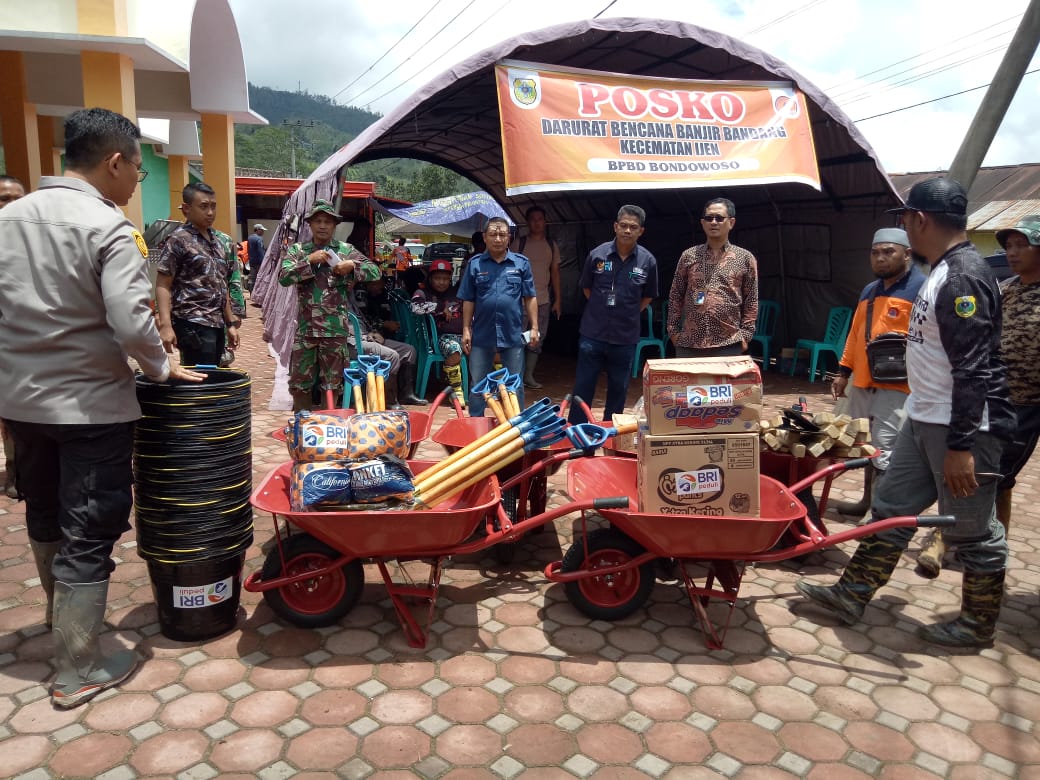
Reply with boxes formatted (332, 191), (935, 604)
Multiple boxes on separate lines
(343, 366), (367, 413)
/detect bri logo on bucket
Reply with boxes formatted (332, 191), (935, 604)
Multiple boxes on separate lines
(207, 579), (230, 604)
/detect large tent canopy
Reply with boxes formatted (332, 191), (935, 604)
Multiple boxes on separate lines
(282, 17), (905, 354)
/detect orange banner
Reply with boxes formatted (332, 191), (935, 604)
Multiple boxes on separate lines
(495, 61), (820, 196)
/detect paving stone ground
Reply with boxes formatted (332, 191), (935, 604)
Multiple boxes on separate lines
(1, 308), (1038, 778)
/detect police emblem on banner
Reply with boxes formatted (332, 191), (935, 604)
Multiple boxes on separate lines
(507, 68), (541, 109)
(954, 295), (977, 318)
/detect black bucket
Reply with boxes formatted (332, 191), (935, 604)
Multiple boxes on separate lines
(134, 368), (253, 641)
(147, 550), (245, 641)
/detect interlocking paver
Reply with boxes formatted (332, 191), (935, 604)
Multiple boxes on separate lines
(1, 313), (1038, 777)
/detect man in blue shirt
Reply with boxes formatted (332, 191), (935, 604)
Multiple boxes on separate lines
(246, 223), (266, 292)
(459, 217), (538, 416)
(569, 205), (659, 424)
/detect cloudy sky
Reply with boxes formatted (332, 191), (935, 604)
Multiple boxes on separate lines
(219, 0), (1039, 175)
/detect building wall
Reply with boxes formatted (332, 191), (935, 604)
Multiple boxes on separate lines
(139, 144), (171, 227)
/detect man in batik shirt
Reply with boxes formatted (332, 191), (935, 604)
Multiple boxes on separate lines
(667, 197), (758, 357)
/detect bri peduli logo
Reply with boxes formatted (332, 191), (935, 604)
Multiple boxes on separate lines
(302, 425), (325, 447)
(207, 580), (229, 604)
(686, 383), (734, 407)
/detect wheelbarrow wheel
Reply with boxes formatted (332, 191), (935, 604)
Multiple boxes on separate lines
(560, 529), (654, 621)
(260, 533), (364, 628)
(493, 486), (520, 564)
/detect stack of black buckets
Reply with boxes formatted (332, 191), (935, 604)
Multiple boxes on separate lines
(133, 368), (253, 641)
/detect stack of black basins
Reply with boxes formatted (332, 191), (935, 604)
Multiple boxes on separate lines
(133, 368), (253, 641)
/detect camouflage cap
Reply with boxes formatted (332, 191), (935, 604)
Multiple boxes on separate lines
(996, 215), (1040, 249)
(304, 199), (342, 222)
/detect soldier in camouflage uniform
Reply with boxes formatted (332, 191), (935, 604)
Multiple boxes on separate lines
(156, 182), (240, 366)
(213, 229), (246, 366)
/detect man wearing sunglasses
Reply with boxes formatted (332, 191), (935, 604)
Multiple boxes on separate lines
(796, 177), (1014, 649)
(667, 197), (758, 357)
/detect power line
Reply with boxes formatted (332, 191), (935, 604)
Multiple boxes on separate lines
(824, 14), (1022, 96)
(354, 0), (511, 109)
(593, 0), (620, 16)
(838, 42), (1014, 107)
(331, 1), (446, 102)
(742, 0), (830, 37)
(853, 66), (1040, 122)
(343, 0), (481, 106)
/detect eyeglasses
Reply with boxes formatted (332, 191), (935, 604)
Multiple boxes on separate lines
(128, 158), (148, 182)
(108, 153), (148, 182)
(702, 214), (729, 223)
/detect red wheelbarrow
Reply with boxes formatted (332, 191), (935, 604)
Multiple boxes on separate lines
(548, 456), (954, 650)
(430, 394), (609, 563)
(246, 451), (625, 647)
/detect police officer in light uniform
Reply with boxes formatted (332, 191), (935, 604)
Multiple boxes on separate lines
(0, 108), (204, 707)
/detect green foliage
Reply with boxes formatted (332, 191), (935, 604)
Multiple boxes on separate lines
(234, 83), (475, 202)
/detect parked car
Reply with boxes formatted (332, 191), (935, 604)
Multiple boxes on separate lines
(422, 242), (469, 266)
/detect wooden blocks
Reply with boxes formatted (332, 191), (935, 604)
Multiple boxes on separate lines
(759, 414), (874, 459)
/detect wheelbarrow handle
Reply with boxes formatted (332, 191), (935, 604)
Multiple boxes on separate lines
(842, 457), (873, 472)
(593, 497), (629, 510)
(917, 515), (957, 528)
(786, 455), (878, 495)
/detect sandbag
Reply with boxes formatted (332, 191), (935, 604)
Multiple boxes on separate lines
(287, 410), (410, 463)
(290, 456), (414, 511)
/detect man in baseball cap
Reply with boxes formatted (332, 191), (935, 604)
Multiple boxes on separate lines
(797, 176), (1015, 649)
(917, 215), (1040, 579)
(247, 222), (268, 292)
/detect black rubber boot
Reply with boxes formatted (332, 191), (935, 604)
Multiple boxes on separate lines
(794, 536), (903, 625)
(52, 581), (138, 708)
(30, 539), (61, 629)
(918, 569), (1005, 648)
(835, 466), (874, 520)
(397, 363), (429, 406)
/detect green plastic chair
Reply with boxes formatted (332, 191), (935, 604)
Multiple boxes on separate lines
(749, 299), (780, 371)
(789, 306), (853, 382)
(631, 303), (667, 377)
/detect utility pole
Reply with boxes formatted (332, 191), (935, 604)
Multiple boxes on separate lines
(281, 119), (316, 178)
(948, 0), (1040, 190)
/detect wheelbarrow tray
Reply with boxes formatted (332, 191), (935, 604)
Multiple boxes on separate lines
(566, 456), (805, 557)
(250, 459), (500, 558)
(270, 408), (434, 459)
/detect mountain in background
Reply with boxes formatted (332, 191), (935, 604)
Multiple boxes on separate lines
(235, 84), (473, 202)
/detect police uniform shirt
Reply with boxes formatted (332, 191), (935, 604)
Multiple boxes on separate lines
(0, 176), (169, 424)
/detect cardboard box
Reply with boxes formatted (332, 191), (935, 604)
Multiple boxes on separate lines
(609, 413), (644, 453)
(638, 433), (760, 516)
(642, 357), (763, 435)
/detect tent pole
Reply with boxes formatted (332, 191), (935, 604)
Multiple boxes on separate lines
(768, 190), (788, 369)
